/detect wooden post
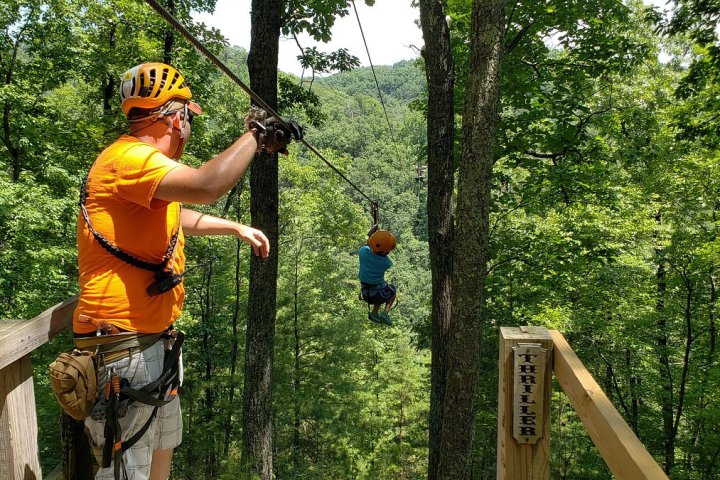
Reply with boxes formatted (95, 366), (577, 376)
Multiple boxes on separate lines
(0, 297), (77, 480)
(497, 326), (553, 480)
(0, 354), (42, 480)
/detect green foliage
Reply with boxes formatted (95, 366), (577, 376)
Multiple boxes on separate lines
(279, 73), (326, 126)
(296, 46), (360, 74)
(282, 0), (373, 43)
(281, 0), (373, 79)
(7, 0), (720, 478)
(324, 60), (426, 103)
(0, 176), (77, 318)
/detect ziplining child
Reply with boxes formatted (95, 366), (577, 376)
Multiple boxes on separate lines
(358, 227), (397, 326)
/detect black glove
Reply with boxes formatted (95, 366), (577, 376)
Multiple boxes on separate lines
(262, 117), (303, 155)
(248, 117), (303, 156)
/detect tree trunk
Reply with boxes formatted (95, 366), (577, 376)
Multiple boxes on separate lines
(654, 213), (674, 474)
(1, 12), (29, 182)
(242, 1), (281, 477)
(102, 22), (117, 114)
(201, 261), (217, 478)
(292, 243), (301, 466)
(224, 230), (244, 456)
(695, 266), (717, 474)
(163, 0), (175, 65)
(417, 1), (455, 478)
(626, 349), (639, 434)
(438, 0), (505, 477)
(669, 270), (694, 475)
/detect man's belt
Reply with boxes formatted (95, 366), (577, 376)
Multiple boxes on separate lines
(75, 331), (171, 363)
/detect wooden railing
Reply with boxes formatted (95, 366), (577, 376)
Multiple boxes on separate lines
(1, 305), (669, 480)
(0, 297), (78, 480)
(497, 326), (669, 480)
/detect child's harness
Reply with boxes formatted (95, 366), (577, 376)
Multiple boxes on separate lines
(360, 282), (397, 306)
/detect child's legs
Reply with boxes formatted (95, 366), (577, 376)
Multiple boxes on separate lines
(383, 293), (396, 313)
(382, 284), (397, 313)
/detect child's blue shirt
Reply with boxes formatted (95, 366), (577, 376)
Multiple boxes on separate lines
(358, 245), (392, 285)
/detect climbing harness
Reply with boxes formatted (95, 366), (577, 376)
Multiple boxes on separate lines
(74, 328), (184, 480)
(360, 282), (398, 307)
(142, 0), (380, 225)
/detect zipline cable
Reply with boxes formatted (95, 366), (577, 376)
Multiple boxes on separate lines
(143, 0), (379, 225)
(350, 0), (400, 158)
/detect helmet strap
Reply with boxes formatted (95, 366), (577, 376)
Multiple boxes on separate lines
(127, 102), (180, 124)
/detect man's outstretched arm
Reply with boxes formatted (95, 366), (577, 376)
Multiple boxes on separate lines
(181, 208), (269, 258)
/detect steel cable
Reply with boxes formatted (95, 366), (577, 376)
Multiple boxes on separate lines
(143, 0), (379, 223)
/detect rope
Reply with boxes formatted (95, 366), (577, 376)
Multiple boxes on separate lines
(143, 0), (379, 218)
(350, 0), (401, 160)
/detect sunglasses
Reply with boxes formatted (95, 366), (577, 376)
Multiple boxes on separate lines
(184, 104), (196, 125)
(178, 103), (194, 126)
(165, 103), (195, 127)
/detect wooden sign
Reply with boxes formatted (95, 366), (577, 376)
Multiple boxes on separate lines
(512, 342), (547, 444)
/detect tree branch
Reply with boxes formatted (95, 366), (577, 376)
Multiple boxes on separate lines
(506, 21), (534, 54)
(593, 341), (632, 419)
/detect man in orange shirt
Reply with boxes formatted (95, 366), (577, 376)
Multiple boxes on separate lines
(74, 62), (301, 480)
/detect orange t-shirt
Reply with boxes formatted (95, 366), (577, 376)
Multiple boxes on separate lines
(73, 135), (185, 334)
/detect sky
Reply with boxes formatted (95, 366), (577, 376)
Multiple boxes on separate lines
(193, 1), (424, 76)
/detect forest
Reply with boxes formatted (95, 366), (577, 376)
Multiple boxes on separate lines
(2, 0), (720, 478)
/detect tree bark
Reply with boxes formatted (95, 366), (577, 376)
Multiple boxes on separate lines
(438, 0), (505, 477)
(243, 1), (282, 478)
(668, 269), (694, 475)
(417, 1), (455, 478)
(625, 349), (639, 434)
(695, 266), (717, 474)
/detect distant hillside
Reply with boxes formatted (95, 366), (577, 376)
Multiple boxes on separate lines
(219, 45), (425, 106)
(323, 59), (425, 104)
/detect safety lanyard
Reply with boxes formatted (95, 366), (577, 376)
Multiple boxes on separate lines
(79, 166), (180, 273)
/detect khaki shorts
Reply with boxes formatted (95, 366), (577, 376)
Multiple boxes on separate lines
(85, 339), (183, 480)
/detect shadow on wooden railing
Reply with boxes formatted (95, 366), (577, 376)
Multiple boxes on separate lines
(497, 326), (669, 480)
(0, 296), (78, 480)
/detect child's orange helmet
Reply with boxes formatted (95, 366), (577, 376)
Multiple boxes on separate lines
(368, 230), (396, 255)
(120, 63), (193, 116)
